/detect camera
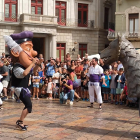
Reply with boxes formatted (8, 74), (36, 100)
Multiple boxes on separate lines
(62, 81), (66, 85)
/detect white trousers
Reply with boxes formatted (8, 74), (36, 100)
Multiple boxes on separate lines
(89, 85), (103, 104)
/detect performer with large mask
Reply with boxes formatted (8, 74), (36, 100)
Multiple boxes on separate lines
(4, 31), (40, 131)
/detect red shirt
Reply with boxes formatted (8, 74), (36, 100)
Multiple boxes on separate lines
(75, 65), (83, 79)
(124, 86), (128, 95)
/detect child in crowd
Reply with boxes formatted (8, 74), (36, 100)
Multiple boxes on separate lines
(83, 75), (89, 101)
(52, 67), (61, 97)
(102, 69), (111, 103)
(47, 77), (53, 100)
(41, 78), (48, 97)
(110, 69), (118, 104)
(32, 71), (40, 100)
(38, 67), (43, 95)
(81, 71), (86, 100)
(115, 68), (125, 105)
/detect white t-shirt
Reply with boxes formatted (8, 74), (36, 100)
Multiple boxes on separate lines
(117, 63), (123, 71)
(32, 76), (40, 85)
(52, 72), (60, 84)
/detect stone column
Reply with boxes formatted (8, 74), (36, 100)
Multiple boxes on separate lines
(51, 34), (56, 59)
(44, 35), (49, 61)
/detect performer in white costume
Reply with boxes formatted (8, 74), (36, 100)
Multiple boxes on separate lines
(87, 58), (106, 109)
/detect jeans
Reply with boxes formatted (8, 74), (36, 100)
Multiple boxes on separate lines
(63, 90), (74, 102)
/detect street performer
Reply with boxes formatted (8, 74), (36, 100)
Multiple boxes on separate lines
(87, 57), (106, 109)
(4, 31), (40, 131)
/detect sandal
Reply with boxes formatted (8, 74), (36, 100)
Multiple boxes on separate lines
(16, 120), (27, 130)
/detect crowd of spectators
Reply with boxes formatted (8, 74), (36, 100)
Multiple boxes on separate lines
(0, 52), (138, 108)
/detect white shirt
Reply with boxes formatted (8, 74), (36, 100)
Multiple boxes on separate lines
(117, 63), (123, 71)
(52, 72), (60, 84)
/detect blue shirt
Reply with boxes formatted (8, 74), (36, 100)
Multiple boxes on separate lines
(46, 63), (55, 77)
(38, 71), (43, 83)
(102, 75), (111, 88)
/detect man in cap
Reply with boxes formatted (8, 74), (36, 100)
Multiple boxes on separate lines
(4, 31), (40, 131)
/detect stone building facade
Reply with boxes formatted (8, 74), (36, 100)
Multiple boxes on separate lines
(0, 0), (115, 61)
(111, 0), (140, 50)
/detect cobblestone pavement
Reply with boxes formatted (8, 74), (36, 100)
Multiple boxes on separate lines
(0, 99), (140, 140)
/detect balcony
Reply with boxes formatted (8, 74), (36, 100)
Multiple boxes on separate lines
(57, 18), (94, 29)
(20, 14), (58, 26)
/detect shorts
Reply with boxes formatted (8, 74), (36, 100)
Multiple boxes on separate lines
(2, 80), (9, 88)
(111, 88), (116, 94)
(116, 88), (123, 94)
(11, 86), (15, 92)
(81, 86), (84, 91)
(102, 87), (110, 94)
(33, 84), (39, 88)
(84, 87), (88, 91)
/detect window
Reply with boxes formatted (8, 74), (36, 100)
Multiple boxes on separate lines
(31, 0), (43, 15)
(78, 3), (88, 27)
(79, 44), (87, 58)
(57, 43), (65, 62)
(55, 1), (66, 25)
(104, 7), (109, 29)
(5, 0), (17, 22)
(129, 13), (139, 37)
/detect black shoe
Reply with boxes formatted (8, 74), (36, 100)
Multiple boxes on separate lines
(16, 120), (27, 131)
(87, 104), (93, 108)
(2, 96), (8, 101)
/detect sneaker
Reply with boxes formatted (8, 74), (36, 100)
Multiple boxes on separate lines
(135, 136), (140, 139)
(32, 98), (35, 100)
(49, 97), (53, 100)
(2, 96), (8, 101)
(115, 102), (119, 105)
(12, 97), (15, 100)
(120, 101), (123, 105)
(16, 99), (20, 103)
(111, 101), (113, 104)
(83, 98), (85, 101)
(86, 98), (89, 101)
(70, 101), (73, 105)
(37, 98), (39, 100)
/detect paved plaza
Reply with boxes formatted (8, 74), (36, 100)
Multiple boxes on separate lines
(0, 99), (140, 140)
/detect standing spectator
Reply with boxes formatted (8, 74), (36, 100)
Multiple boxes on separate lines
(0, 60), (10, 101)
(102, 69), (111, 103)
(1, 52), (5, 60)
(115, 68), (125, 105)
(83, 59), (89, 72)
(56, 58), (62, 74)
(77, 54), (81, 61)
(38, 67), (43, 96)
(85, 53), (88, 59)
(75, 60), (83, 97)
(32, 71), (40, 100)
(45, 60), (55, 78)
(38, 54), (45, 73)
(110, 69), (118, 104)
(71, 60), (76, 70)
(66, 61), (71, 69)
(81, 71), (86, 100)
(47, 77), (53, 100)
(99, 59), (110, 71)
(117, 61), (123, 71)
(65, 53), (71, 62)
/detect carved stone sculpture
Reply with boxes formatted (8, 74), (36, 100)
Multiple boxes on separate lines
(100, 35), (140, 98)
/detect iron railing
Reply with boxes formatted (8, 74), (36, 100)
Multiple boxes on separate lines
(57, 18), (94, 28)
